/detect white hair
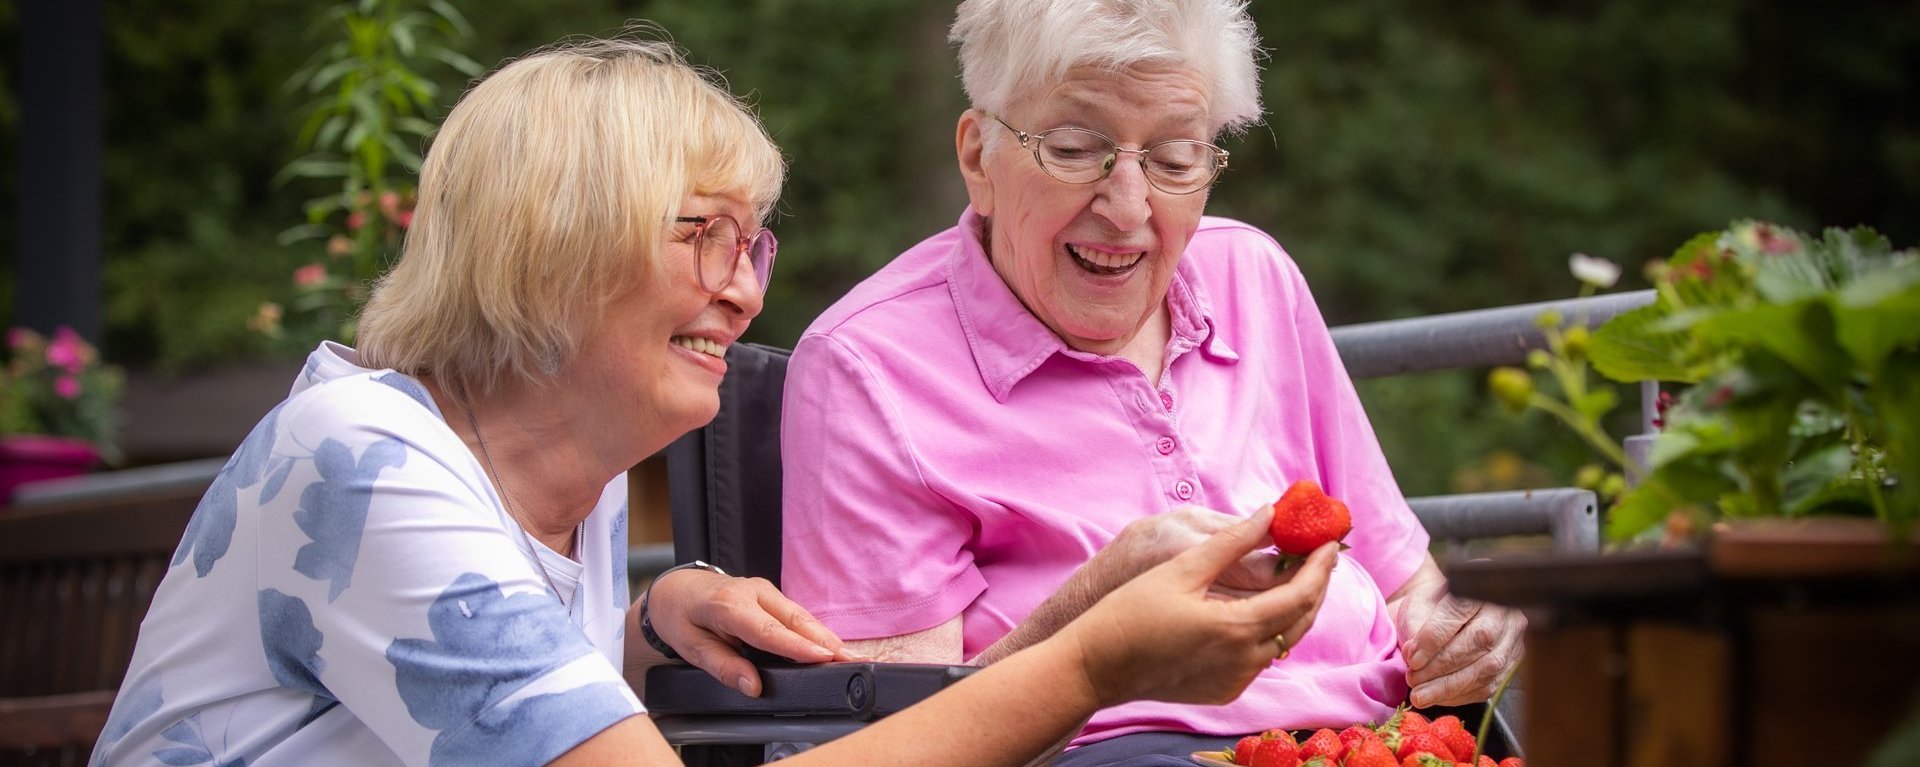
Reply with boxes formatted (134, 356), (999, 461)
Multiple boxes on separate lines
(950, 0), (1264, 135)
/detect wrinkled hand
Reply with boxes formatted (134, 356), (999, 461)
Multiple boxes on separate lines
(1100, 506), (1290, 598)
(1389, 559), (1526, 708)
(642, 570), (862, 697)
(1065, 506), (1338, 708)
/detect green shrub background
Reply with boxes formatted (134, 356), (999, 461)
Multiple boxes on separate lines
(1, 0), (1915, 493)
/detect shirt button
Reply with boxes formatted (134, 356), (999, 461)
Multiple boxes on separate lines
(1160, 392), (1175, 411)
(1174, 480), (1194, 500)
(1156, 436), (1176, 455)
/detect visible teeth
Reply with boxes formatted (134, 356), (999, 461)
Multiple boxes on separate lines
(1067, 244), (1146, 271)
(671, 336), (726, 358)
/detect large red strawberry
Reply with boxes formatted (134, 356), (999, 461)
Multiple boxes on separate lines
(1247, 736), (1300, 767)
(1231, 735), (1263, 765)
(1496, 759), (1525, 767)
(1395, 732), (1456, 762)
(1342, 738), (1399, 767)
(1269, 480), (1352, 561)
(1427, 715), (1477, 761)
(1468, 756), (1498, 767)
(1297, 728), (1341, 762)
(1398, 754), (1453, 767)
(1338, 724), (1380, 756)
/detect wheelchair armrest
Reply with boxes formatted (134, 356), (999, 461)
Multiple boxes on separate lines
(645, 662), (979, 722)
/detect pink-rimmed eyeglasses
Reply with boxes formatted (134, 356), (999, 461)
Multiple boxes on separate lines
(675, 214), (778, 294)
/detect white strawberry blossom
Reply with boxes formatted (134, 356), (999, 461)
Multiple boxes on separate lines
(1569, 252), (1621, 288)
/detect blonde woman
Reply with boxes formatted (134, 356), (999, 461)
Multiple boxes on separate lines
(92, 33), (1336, 767)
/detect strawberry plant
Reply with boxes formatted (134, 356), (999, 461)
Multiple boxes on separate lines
(1492, 221), (1920, 541)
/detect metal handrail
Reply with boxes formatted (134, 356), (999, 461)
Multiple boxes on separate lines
(1332, 290), (1655, 380)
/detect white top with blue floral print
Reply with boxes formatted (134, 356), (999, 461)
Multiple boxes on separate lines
(92, 342), (643, 767)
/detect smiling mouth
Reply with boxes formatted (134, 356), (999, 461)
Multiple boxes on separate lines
(1066, 244), (1146, 276)
(671, 336), (727, 359)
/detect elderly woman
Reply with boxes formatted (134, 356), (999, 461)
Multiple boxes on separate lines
(779, 0), (1527, 763)
(91, 35), (1339, 767)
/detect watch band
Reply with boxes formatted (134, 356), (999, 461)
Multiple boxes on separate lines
(640, 560), (729, 662)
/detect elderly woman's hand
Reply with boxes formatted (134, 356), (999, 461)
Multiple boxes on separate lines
(1388, 557), (1526, 707)
(1099, 506), (1292, 598)
(641, 569), (863, 697)
(1063, 507), (1337, 707)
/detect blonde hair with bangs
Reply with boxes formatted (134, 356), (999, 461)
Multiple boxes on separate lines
(357, 34), (785, 394)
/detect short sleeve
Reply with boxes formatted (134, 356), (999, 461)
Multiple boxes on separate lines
(1275, 255), (1431, 596)
(256, 383), (642, 766)
(780, 334), (988, 640)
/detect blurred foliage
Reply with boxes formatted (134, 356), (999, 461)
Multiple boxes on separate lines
(0, 0), (1916, 489)
(270, 0), (482, 348)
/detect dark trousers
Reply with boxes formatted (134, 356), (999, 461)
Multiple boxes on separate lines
(1050, 732), (1235, 767)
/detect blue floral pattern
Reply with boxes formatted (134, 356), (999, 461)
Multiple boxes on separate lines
(292, 438), (406, 601)
(95, 344), (638, 766)
(388, 573), (630, 765)
(173, 406), (282, 577)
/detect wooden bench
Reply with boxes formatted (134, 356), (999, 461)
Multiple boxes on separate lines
(0, 470), (209, 764)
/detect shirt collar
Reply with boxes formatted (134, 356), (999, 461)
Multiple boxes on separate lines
(947, 207), (1238, 403)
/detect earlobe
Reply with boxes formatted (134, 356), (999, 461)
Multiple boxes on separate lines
(956, 112), (995, 217)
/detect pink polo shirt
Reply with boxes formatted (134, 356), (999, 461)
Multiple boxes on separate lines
(780, 208), (1427, 744)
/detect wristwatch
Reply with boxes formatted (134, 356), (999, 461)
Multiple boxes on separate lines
(639, 560), (729, 662)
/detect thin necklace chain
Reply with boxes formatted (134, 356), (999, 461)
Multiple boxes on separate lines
(462, 401), (581, 615)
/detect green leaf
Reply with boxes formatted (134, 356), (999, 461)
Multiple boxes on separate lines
(1591, 304), (1700, 383)
(392, 21), (417, 57)
(307, 59), (359, 94)
(1870, 354), (1920, 525)
(1832, 282), (1920, 375)
(427, 0), (473, 37)
(426, 45), (486, 78)
(395, 116), (439, 137)
(1692, 302), (1852, 394)
(273, 158), (351, 187)
(1780, 443), (1855, 515)
(276, 223), (334, 246)
(382, 133), (423, 173)
(314, 114), (349, 152)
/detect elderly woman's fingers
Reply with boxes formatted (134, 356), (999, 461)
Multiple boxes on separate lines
(1408, 616), (1524, 707)
(1159, 505), (1276, 589)
(1404, 592), (1484, 672)
(1405, 607), (1520, 692)
(1405, 604), (1526, 707)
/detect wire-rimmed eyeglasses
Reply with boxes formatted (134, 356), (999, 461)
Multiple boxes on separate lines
(674, 214), (777, 294)
(985, 111), (1229, 195)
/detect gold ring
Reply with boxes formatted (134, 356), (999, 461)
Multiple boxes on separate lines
(1273, 633), (1290, 660)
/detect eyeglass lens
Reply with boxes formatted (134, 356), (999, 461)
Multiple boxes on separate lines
(1034, 129), (1218, 192)
(695, 215), (777, 293)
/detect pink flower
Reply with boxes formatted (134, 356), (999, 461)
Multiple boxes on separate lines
(379, 190), (402, 220)
(396, 211), (414, 229)
(55, 375), (82, 400)
(46, 327), (86, 373)
(326, 235), (354, 257)
(346, 211), (366, 232)
(294, 263), (328, 289)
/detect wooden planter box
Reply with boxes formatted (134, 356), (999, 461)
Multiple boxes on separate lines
(1448, 519), (1920, 766)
